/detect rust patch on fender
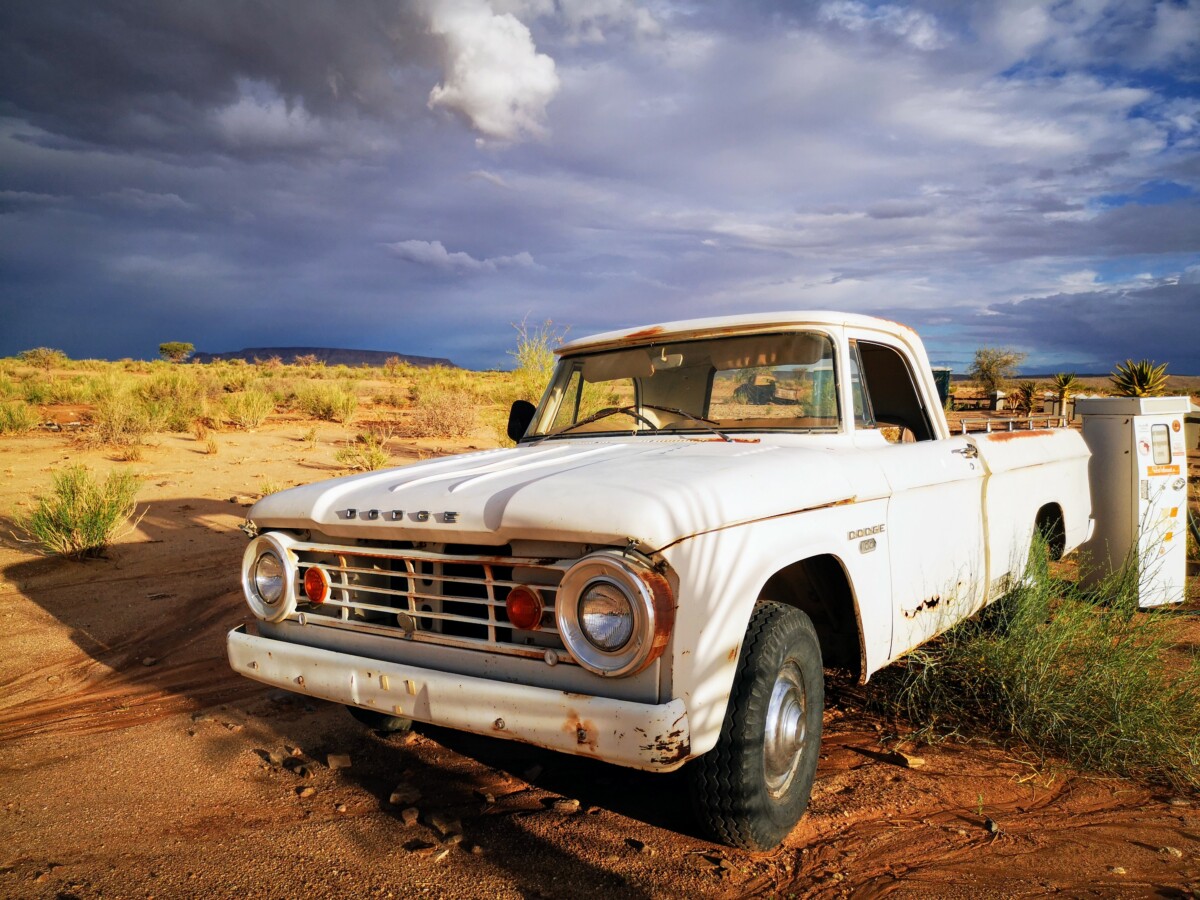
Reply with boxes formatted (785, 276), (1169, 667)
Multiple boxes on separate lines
(903, 595), (941, 619)
(727, 645), (739, 662)
(629, 567), (675, 675)
(985, 429), (1054, 442)
(641, 729), (690, 766)
(624, 326), (665, 341)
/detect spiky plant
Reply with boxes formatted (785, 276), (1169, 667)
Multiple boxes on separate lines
(1110, 359), (1168, 397)
(1051, 372), (1080, 404)
(1010, 380), (1039, 415)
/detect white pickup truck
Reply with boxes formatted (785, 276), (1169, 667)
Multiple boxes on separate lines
(228, 312), (1092, 849)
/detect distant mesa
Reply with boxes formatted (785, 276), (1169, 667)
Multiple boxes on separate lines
(191, 347), (456, 368)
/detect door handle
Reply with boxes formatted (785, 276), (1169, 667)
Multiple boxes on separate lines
(952, 444), (978, 459)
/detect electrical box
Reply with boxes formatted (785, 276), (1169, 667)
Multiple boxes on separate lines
(1077, 396), (1190, 607)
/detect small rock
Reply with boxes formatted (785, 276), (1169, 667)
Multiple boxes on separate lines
(428, 811), (462, 838)
(473, 789), (495, 804)
(470, 844), (484, 856)
(335, 804), (347, 814)
(984, 818), (1000, 834)
(1168, 798), (1190, 807)
(296, 787), (316, 799)
(389, 783), (421, 806)
(141, 657), (158, 667)
(1162, 846), (1184, 859)
(295, 766), (312, 779)
(432, 849), (451, 863)
(522, 764), (543, 783)
(1110, 866), (1127, 875)
(286, 745), (303, 757)
(400, 807), (420, 827)
(46, 675), (61, 684)
(718, 857), (736, 871)
(831, 872), (845, 882)
(266, 750), (285, 766)
(442, 832), (464, 846)
(551, 798), (580, 814)
(327, 753), (351, 770)
(625, 838), (655, 856)
(885, 750), (925, 769)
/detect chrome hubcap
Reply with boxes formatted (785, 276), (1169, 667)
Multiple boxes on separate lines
(764, 660), (807, 798)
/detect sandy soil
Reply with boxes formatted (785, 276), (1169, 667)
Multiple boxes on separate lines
(1, 419), (1198, 899)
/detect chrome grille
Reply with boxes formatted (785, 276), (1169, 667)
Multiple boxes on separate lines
(289, 542), (572, 663)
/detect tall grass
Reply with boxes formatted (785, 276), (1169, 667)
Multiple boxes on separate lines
(873, 540), (1200, 790)
(17, 466), (143, 559)
(294, 383), (358, 422)
(0, 401), (39, 434)
(411, 389), (478, 438)
(223, 389), (274, 430)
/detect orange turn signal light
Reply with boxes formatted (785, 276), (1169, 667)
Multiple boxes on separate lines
(505, 585), (543, 631)
(303, 566), (330, 605)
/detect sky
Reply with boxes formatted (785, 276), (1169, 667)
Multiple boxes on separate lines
(1, 1), (1198, 374)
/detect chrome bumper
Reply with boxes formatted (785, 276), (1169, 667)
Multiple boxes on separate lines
(226, 625), (691, 771)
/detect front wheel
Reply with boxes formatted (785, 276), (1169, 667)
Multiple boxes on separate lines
(687, 601), (824, 850)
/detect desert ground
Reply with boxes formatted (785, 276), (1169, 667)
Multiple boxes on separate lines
(1, 363), (1198, 899)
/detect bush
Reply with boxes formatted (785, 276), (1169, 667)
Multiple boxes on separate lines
(411, 389), (478, 438)
(872, 540), (1200, 791)
(17, 466), (142, 559)
(88, 390), (154, 452)
(969, 347), (1026, 394)
(19, 347), (69, 371)
(295, 384), (357, 423)
(508, 317), (563, 404)
(0, 401), (39, 434)
(137, 369), (209, 431)
(334, 432), (393, 470)
(223, 389), (274, 430)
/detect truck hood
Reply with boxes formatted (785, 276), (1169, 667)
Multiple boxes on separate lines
(248, 438), (862, 551)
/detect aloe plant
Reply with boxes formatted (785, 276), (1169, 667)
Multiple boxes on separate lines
(1109, 359), (1168, 397)
(1051, 372), (1080, 404)
(1010, 380), (1039, 414)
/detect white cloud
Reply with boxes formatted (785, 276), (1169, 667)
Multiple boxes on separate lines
(386, 239), (537, 272)
(819, 1), (945, 50)
(425, 0), (559, 141)
(211, 80), (326, 150)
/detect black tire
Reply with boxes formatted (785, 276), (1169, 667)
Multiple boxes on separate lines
(344, 705), (413, 733)
(687, 601), (824, 850)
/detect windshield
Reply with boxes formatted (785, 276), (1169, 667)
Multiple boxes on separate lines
(527, 331), (841, 438)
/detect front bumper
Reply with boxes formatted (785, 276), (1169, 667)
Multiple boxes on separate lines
(227, 625), (692, 771)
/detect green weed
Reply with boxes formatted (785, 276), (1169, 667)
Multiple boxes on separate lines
(16, 466), (143, 559)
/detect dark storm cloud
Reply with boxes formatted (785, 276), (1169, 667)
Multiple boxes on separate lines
(0, 0), (1197, 370)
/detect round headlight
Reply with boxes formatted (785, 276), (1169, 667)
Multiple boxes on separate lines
(241, 533), (298, 623)
(578, 580), (634, 651)
(556, 552), (675, 677)
(254, 552), (285, 605)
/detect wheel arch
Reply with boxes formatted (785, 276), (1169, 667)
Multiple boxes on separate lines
(1035, 502), (1066, 561)
(757, 553), (865, 681)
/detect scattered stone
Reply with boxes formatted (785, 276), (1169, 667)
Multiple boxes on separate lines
(984, 818), (1000, 834)
(389, 783), (421, 806)
(286, 746), (303, 758)
(432, 849), (451, 863)
(1161, 846), (1184, 859)
(885, 750), (925, 769)
(625, 838), (655, 856)
(224, 723), (243, 733)
(442, 832), (464, 846)
(522, 764), (543, 783)
(46, 675), (61, 684)
(473, 789), (495, 804)
(428, 811), (462, 838)
(296, 787), (316, 799)
(335, 804), (347, 814)
(831, 872), (845, 882)
(327, 753), (352, 770)
(400, 807), (420, 827)
(1168, 798), (1190, 807)
(1110, 866), (1127, 875)
(141, 657), (158, 667)
(295, 766), (312, 779)
(470, 844), (484, 856)
(551, 798), (580, 814)
(266, 750), (285, 766)
(954, 829), (968, 837)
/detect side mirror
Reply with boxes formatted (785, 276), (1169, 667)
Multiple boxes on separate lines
(507, 400), (536, 443)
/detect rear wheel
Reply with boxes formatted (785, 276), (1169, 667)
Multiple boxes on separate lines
(688, 601), (824, 850)
(344, 705), (413, 733)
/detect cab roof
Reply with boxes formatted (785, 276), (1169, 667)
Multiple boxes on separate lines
(557, 311), (917, 356)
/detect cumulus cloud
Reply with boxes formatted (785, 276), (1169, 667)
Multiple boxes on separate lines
(425, 0), (559, 140)
(819, 1), (945, 50)
(386, 239), (536, 272)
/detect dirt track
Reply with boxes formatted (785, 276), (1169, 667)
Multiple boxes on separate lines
(1, 425), (1198, 898)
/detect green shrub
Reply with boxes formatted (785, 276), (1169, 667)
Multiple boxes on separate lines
(508, 317), (562, 404)
(89, 389), (154, 451)
(0, 401), (39, 434)
(412, 389), (478, 438)
(18, 347), (69, 371)
(872, 540), (1200, 791)
(334, 432), (392, 470)
(17, 466), (142, 559)
(137, 369), (209, 431)
(223, 389), (274, 430)
(295, 383), (358, 423)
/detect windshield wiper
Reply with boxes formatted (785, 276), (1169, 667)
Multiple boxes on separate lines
(535, 405), (660, 443)
(641, 404), (732, 442)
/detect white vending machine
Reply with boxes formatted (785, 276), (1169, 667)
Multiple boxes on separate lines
(1077, 396), (1190, 607)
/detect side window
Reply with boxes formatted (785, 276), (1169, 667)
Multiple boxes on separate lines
(856, 341), (934, 442)
(848, 341), (875, 429)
